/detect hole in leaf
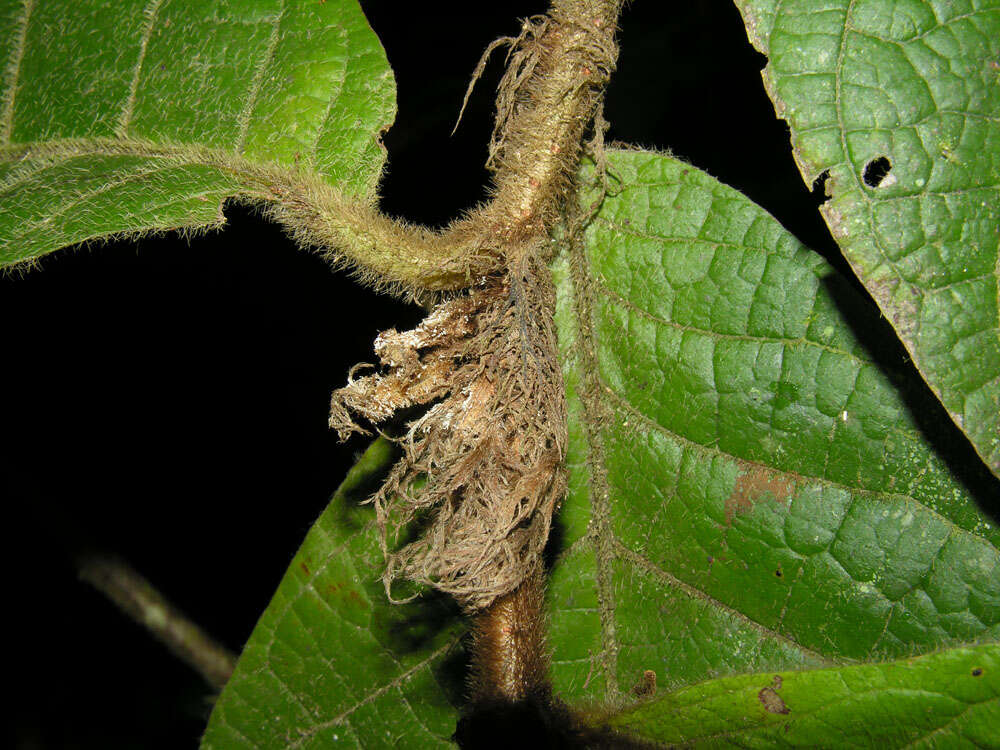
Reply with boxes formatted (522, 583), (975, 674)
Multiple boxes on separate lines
(811, 170), (831, 204)
(863, 156), (892, 188)
(973, 667), (984, 677)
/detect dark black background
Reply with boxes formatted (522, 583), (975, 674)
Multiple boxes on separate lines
(2, 2), (843, 747)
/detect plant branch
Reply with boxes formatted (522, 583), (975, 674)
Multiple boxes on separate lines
(328, 0), (623, 609)
(328, 0), (625, 734)
(467, 569), (550, 704)
(268, 0), (623, 293)
(77, 553), (236, 690)
(1, 0), (623, 295)
(476, 0), (621, 246)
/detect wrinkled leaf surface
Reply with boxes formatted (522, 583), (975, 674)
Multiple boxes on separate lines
(548, 152), (999, 726)
(735, 0), (1000, 476)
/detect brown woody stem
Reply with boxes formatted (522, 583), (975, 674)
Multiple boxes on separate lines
(463, 0), (623, 703)
(467, 569), (550, 704)
(479, 0), (621, 247)
(328, 0), (625, 729)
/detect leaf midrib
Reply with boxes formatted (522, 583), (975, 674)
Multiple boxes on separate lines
(2, 136), (279, 182)
(4, 160), (224, 247)
(566, 216), (623, 699)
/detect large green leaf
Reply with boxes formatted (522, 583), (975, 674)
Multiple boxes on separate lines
(202, 438), (466, 749)
(605, 642), (1000, 747)
(206, 149), (1000, 747)
(0, 0), (394, 267)
(733, 0), (1000, 477)
(548, 148), (999, 717)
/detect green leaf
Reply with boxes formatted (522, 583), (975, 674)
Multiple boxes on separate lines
(202, 437), (466, 749)
(0, 0), (394, 268)
(548, 151), (999, 731)
(604, 642), (1000, 747)
(208, 149), (999, 746)
(733, 0), (1000, 476)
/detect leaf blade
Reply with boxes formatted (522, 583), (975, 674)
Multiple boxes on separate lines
(734, 0), (1000, 476)
(605, 642), (1000, 748)
(201, 438), (465, 750)
(205, 149), (999, 746)
(550, 148), (1000, 721)
(0, 0), (395, 268)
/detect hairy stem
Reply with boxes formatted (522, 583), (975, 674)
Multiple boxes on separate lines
(459, 0), (623, 704)
(467, 569), (550, 704)
(78, 554), (236, 690)
(479, 0), (621, 247)
(270, 0), (622, 292)
(329, 0), (624, 729)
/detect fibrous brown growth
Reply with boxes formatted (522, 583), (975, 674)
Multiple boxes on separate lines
(330, 0), (620, 613)
(331, 249), (567, 611)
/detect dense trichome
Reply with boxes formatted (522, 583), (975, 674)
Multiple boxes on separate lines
(328, 0), (621, 613)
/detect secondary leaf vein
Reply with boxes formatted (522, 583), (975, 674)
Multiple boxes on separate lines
(613, 540), (835, 664)
(235, 0), (285, 155)
(117, 0), (163, 137)
(0, 0), (32, 144)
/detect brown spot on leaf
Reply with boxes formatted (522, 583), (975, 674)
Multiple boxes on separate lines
(631, 669), (657, 697)
(758, 675), (789, 715)
(299, 561), (310, 576)
(326, 583), (368, 609)
(973, 667), (984, 677)
(866, 277), (920, 341)
(725, 466), (794, 523)
(821, 204), (846, 240)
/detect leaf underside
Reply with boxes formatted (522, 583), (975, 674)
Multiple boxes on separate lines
(202, 438), (465, 749)
(0, 0), (395, 268)
(204, 149), (1000, 748)
(734, 0), (1000, 477)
